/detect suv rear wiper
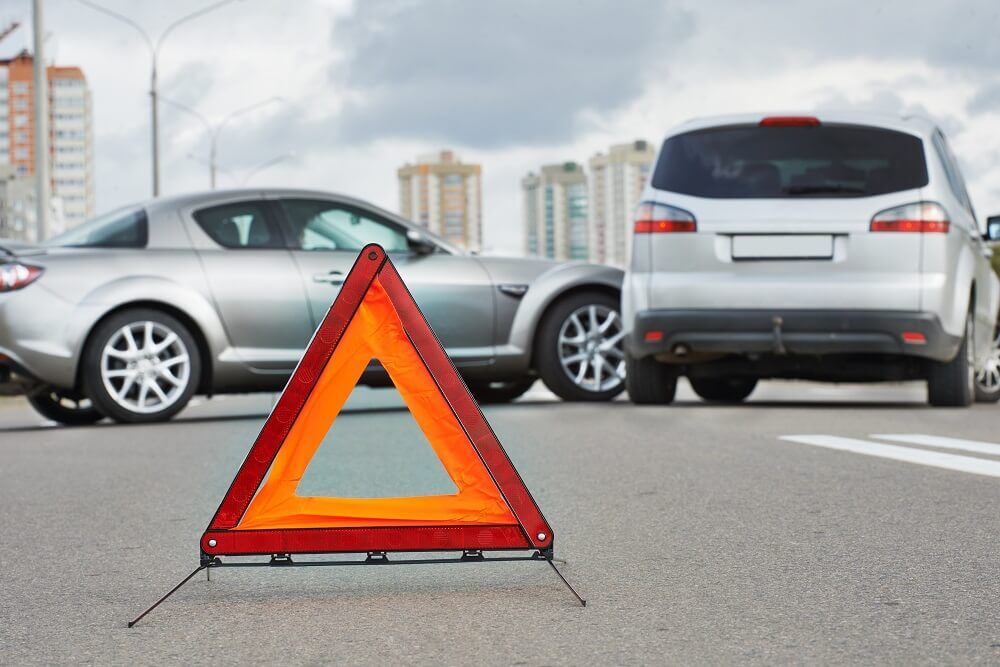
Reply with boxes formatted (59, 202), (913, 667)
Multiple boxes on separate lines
(783, 184), (867, 196)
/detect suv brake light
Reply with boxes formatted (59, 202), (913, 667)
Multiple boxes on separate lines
(634, 202), (696, 233)
(0, 263), (43, 292)
(759, 116), (821, 127)
(870, 202), (949, 233)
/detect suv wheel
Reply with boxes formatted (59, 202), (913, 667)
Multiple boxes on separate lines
(535, 292), (626, 401)
(467, 377), (536, 404)
(689, 377), (758, 403)
(625, 352), (679, 405)
(82, 309), (201, 423)
(974, 325), (1000, 403)
(26, 387), (104, 425)
(927, 312), (974, 407)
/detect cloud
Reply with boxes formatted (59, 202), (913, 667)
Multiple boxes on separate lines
(328, 0), (694, 148)
(967, 83), (1000, 116)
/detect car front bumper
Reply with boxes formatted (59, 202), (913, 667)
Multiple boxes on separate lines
(628, 309), (961, 363)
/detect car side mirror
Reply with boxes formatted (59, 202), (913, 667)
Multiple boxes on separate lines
(986, 215), (1000, 243)
(406, 230), (436, 256)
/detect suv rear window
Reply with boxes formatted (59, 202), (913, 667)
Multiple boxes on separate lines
(46, 206), (148, 248)
(651, 124), (928, 198)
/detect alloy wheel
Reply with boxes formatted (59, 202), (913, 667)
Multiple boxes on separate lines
(100, 320), (191, 414)
(557, 304), (626, 393)
(976, 330), (1000, 394)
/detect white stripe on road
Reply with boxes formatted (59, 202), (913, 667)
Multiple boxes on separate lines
(871, 434), (1000, 457)
(779, 435), (1000, 478)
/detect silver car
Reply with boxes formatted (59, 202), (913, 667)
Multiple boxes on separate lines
(624, 112), (1000, 407)
(0, 188), (624, 424)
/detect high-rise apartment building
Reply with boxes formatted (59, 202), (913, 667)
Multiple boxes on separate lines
(587, 140), (655, 266)
(0, 50), (94, 238)
(522, 162), (588, 261)
(398, 150), (482, 251)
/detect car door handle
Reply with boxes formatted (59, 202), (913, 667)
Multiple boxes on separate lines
(312, 271), (344, 285)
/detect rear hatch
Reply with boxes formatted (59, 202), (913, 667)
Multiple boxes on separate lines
(643, 120), (928, 311)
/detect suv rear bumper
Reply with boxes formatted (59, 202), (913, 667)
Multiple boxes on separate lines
(628, 309), (960, 363)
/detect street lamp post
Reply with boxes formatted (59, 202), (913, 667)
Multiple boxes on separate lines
(160, 96), (285, 189)
(73, 0), (239, 197)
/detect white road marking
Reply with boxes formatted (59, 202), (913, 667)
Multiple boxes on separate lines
(871, 434), (1000, 457)
(779, 435), (1000, 478)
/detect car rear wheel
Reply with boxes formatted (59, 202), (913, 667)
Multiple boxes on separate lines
(82, 309), (201, 423)
(467, 377), (536, 404)
(974, 325), (1000, 403)
(535, 292), (626, 402)
(688, 377), (758, 403)
(26, 387), (104, 425)
(927, 312), (974, 407)
(625, 352), (678, 405)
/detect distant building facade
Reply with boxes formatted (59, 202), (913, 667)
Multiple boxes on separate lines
(0, 50), (94, 238)
(587, 140), (655, 266)
(0, 164), (65, 239)
(522, 162), (588, 261)
(398, 150), (482, 251)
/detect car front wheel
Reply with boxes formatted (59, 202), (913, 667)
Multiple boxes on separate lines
(82, 309), (201, 423)
(974, 324), (1000, 403)
(26, 387), (104, 425)
(689, 377), (758, 403)
(467, 377), (536, 405)
(535, 291), (626, 401)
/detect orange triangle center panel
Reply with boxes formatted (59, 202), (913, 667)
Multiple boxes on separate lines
(202, 245), (552, 557)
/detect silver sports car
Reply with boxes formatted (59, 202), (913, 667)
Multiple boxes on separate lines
(0, 188), (625, 424)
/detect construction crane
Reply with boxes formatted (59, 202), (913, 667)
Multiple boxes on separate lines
(0, 21), (20, 45)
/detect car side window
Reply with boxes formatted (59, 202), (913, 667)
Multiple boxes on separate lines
(931, 131), (975, 219)
(192, 201), (284, 249)
(278, 199), (409, 252)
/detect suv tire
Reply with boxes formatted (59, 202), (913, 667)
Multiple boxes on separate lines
(82, 308), (201, 423)
(927, 313), (974, 407)
(689, 377), (758, 403)
(625, 352), (678, 405)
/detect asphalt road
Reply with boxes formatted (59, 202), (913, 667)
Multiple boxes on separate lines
(1, 380), (999, 664)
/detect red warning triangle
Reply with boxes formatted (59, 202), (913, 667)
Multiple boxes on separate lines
(201, 244), (553, 557)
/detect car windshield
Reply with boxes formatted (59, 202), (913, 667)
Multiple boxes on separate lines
(45, 205), (149, 248)
(651, 124), (928, 198)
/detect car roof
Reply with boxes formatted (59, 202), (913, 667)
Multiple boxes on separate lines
(664, 111), (938, 140)
(140, 187), (462, 255)
(143, 187), (382, 215)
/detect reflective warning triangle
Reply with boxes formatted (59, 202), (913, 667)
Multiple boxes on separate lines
(201, 244), (553, 557)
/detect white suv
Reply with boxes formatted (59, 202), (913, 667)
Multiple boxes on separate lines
(622, 112), (1000, 407)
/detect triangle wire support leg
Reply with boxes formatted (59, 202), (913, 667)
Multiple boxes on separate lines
(545, 557), (587, 607)
(127, 565), (207, 628)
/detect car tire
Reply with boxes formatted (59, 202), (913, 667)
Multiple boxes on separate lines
(927, 312), (974, 407)
(535, 291), (626, 402)
(625, 352), (678, 405)
(82, 308), (201, 423)
(26, 387), (104, 425)
(688, 377), (758, 403)
(467, 377), (536, 404)
(974, 323), (1000, 403)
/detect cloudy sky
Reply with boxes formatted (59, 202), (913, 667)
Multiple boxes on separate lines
(3, 0), (1000, 253)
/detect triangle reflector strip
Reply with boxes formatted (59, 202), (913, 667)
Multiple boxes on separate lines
(201, 244), (553, 557)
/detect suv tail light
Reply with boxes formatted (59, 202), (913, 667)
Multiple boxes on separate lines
(870, 202), (950, 233)
(0, 263), (43, 292)
(634, 202), (697, 233)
